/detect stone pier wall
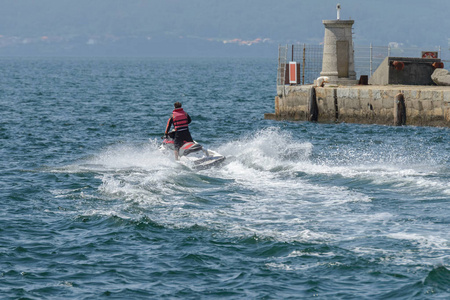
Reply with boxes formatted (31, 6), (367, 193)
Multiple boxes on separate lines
(265, 85), (450, 127)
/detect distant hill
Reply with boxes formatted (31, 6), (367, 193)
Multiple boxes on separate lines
(1, 0), (449, 57)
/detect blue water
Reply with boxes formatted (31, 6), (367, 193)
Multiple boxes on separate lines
(1, 57), (449, 299)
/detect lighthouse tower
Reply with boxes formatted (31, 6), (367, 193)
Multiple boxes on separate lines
(320, 4), (358, 85)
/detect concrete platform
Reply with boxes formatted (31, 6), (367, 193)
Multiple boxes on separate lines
(265, 84), (450, 127)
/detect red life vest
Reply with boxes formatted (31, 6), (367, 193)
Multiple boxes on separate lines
(172, 108), (189, 130)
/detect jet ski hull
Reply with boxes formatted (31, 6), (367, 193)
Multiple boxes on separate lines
(180, 149), (226, 170)
(160, 135), (225, 170)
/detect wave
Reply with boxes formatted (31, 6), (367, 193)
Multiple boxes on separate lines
(424, 266), (450, 293)
(46, 127), (448, 249)
(380, 266), (450, 298)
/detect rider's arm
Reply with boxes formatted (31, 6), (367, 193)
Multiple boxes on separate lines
(187, 114), (192, 124)
(165, 116), (173, 135)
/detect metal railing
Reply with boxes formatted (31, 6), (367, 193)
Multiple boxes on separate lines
(277, 44), (323, 86)
(277, 44), (449, 86)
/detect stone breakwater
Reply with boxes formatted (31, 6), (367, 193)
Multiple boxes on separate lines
(265, 85), (450, 127)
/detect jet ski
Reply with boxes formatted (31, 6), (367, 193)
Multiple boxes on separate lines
(160, 131), (225, 170)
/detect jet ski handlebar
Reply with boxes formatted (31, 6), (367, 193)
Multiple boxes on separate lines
(162, 130), (176, 139)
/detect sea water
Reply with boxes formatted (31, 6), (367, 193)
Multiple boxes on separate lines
(0, 57), (449, 299)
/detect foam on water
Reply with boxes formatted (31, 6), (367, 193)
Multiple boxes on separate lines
(388, 232), (450, 252)
(51, 127), (448, 263)
(52, 129), (355, 243)
(218, 127), (312, 171)
(226, 129), (447, 199)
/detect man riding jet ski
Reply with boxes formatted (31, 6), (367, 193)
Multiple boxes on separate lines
(161, 131), (225, 170)
(162, 102), (225, 169)
(164, 101), (194, 161)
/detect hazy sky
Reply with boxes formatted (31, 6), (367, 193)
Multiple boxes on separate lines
(1, 0), (449, 56)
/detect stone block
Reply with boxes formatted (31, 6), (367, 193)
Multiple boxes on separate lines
(359, 88), (371, 100)
(444, 91), (450, 103)
(348, 88), (359, 99)
(337, 88), (350, 99)
(384, 89), (395, 99)
(372, 89), (382, 100)
(433, 107), (444, 116)
(421, 100), (432, 110)
(382, 97), (393, 109)
(264, 113), (276, 120)
(445, 106), (450, 121)
(409, 100), (422, 110)
(421, 90), (433, 100)
(432, 100), (443, 109)
(406, 89), (420, 100)
(409, 108), (420, 118)
(275, 96), (280, 115)
(431, 68), (450, 86)
(432, 91), (442, 101)
(384, 89), (395, 100)
(359, 98), (372, 111)
(348, 98), (361, 110)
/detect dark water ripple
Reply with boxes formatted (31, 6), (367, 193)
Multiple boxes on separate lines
(0, 57), (449, 299)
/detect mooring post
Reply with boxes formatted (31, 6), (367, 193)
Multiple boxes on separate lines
(308, 86), (318, 122)
(333, 88), (339, 122)
(394, 93), (406, 126)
